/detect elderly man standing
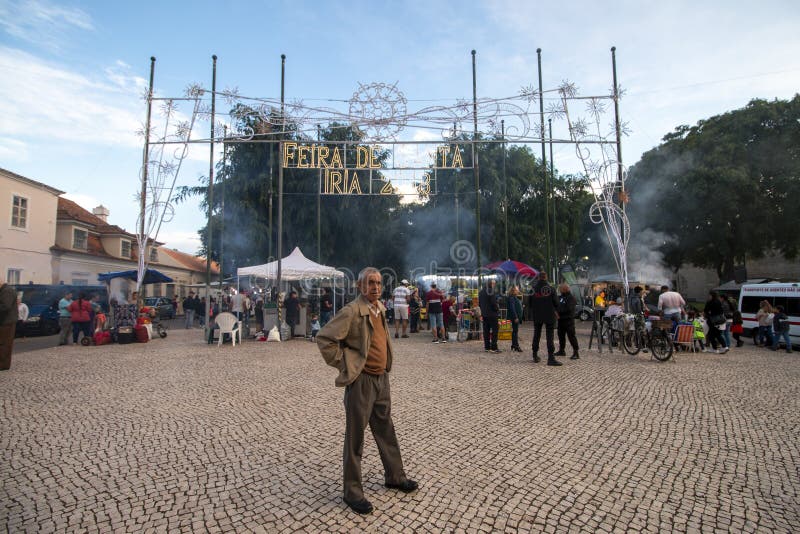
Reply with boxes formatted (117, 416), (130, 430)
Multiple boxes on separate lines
(317, 267), (418, 515)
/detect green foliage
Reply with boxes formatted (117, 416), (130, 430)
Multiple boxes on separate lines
(627, 96), (800, 281)
(176, 106), (595, 278)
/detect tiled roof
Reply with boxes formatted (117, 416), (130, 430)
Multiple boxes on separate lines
(161, 248), (220, 275)
(57, 197), (133, 236)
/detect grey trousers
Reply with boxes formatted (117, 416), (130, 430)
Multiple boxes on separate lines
(343, 372), (406, 501)
(58, 317), (71, 345)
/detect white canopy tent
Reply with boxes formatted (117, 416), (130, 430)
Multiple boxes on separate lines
(237, 246), (345, 281)
(237, 247), (346, 323)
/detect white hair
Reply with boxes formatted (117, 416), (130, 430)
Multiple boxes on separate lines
(358, 267), (381, 286)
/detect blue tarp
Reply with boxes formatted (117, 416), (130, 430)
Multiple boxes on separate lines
(97, 269), (173, 284)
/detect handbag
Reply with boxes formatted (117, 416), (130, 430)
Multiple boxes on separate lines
(710, 314), (726, 326)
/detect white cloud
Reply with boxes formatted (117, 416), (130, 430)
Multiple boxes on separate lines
(0, 0), (93, 51)
(0, 136), (29, 161)
(155, 229), (202, 256)
(0, 46), (145, 147)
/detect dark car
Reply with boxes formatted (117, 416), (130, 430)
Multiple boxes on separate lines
(13, 284), (108, 337)
(144, 297), (175, 319)
(19, 304), (61, 336)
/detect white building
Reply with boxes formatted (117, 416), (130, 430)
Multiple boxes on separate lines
(0, 168), (63, 284)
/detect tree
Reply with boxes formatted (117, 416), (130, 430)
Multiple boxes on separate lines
(175, 108), (408, 277)
(626, 96), (800, 281)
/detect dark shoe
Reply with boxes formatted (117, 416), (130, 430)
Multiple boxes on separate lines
(547, 358), (563, 366)
(432, 339), (439, 344)
(554, 350), (566, 356)
(532, 353), (541, 363)
(401, 334), (409, 338)
(736, 341), (744, 347)
(344, 496), (374, 514)
(385, 479), (418, 493)
(395, 333), (399, 339)
(570, 354), (579, 360)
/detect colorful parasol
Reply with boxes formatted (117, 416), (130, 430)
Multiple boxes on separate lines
(482, 260), (540, 278)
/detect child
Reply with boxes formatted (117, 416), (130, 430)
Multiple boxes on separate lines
(731, 310), (744, 347)
(310, 314), (321, 341)
(688, 311), (707, 352)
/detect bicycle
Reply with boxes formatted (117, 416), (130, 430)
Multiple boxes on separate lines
(622, 314), (673, 362)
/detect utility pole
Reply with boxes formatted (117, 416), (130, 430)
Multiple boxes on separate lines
(537, 48), (551, 278)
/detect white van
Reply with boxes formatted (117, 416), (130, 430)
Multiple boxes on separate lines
(738, 283), (799, 347)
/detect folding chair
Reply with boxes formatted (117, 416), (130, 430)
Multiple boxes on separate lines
(211, 312), (241, 346)
(674, 324), (695, 353)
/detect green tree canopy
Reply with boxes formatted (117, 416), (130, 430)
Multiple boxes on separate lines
(626, 96), (800, 281)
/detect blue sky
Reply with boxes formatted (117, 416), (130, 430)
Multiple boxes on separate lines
(1, 0), (799, 254)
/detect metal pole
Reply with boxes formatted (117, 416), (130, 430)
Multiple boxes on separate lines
(611, 47), (624, 228)
(220, 124), (227, 290)
(537, 48), (551, 278)
(471, 50), (481, 279)
(502, 119), (508, 259)
(549, 118), (556, 281)
(277, 54), (285, 335)
(205, 54), (217, 338)
(268, 165), (273, 261)
(611, 46), (627, 303)
(317, 124), (322, 263)
(138, 56), (155, 297)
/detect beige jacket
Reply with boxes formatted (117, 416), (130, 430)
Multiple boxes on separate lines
(316, 295), (394, 387)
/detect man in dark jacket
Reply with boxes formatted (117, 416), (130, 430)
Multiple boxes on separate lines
(478, 279), (500, 353)
(530, 273), (561, 366)
(0, 282), (18, 370)
(507, 286), (523, 352)
(555, 283), (579, 360)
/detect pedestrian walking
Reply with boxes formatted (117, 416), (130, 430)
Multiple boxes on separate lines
(555, 283), (580, 360)
(507, 285), (523, 352)
(479, 280), (500, 353)
(183, 292), (195, 329)
(703, 291), (729, 353)
(57, 290), (73, 346)
(316, 267), (418, 515)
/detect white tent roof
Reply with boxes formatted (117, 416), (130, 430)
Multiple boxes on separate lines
(236, 247), (345, 280)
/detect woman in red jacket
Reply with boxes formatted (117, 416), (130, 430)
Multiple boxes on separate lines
(67, 292), (93, 345)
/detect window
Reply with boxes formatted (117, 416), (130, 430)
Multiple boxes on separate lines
(153, 284), (162, 297)
(149, 247), (158, 262)
(11, 195), (28, 228)
(6, 269), (21, 284)
(73, 228), (88, 250)
(121, 240), (131, 258)
(166, 284), (175, 298)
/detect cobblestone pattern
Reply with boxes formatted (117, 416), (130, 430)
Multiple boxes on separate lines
(1, 326), (798, 533)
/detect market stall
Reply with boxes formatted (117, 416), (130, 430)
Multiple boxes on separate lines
(237, 247), (345, 338)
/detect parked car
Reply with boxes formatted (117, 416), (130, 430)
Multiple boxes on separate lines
(13, 283), (108, 337)
(144, 297), (175, 320)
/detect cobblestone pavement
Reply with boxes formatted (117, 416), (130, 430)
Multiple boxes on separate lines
(1, 325), (798, 533)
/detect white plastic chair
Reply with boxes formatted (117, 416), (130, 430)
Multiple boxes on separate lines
(212, 312), (240, 347)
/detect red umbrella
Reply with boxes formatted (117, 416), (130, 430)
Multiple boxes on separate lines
(483, 260), (539, 278)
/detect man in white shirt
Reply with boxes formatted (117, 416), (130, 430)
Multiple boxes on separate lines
(231, 291), (243, 321)
(392, 279), (411, 339)
(16, 297), (29, 341)
(657, 285), (686, 323)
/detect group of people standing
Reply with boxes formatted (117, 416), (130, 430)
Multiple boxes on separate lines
(755, 300), (793, 353)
